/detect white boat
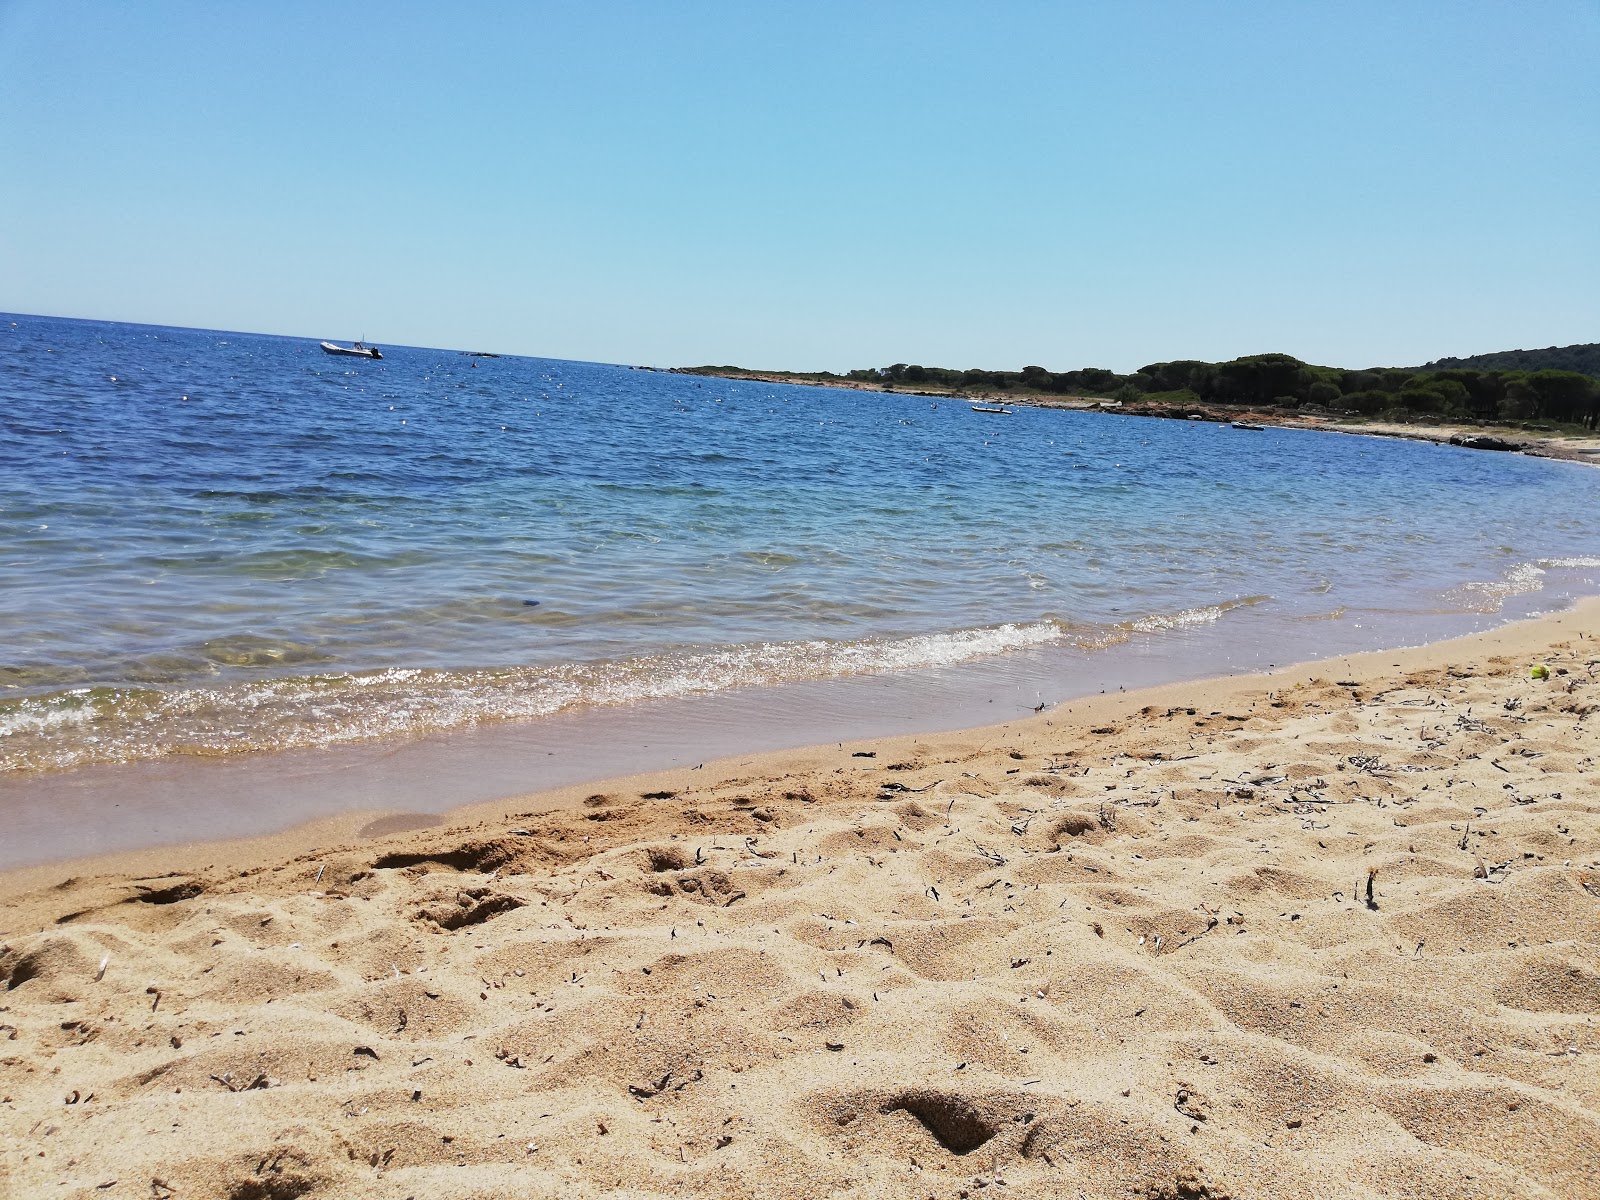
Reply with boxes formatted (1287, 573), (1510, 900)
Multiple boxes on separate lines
(320, 340), (382, 359)
(970, 404), (1013, 414)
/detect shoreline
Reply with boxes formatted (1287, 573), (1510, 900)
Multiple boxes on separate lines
(1, 585), (1595, 881)
(5, 596), (1596, 896)
(1, 591), (1596, 1197)
(672, 366), (1600, 465)
(8, 512), (1600, 872)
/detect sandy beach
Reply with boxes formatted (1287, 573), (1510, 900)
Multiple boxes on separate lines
(7, 4), (1596, 1196)
(3, 602), (1599, 1199)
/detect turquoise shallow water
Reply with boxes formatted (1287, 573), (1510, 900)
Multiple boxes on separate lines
(4, 313), (1600, 775)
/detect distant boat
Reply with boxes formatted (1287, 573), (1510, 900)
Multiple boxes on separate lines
(970, 404), (1013, 414)
(320, 340), (382, 359)
(1230, 421), (1265, 430)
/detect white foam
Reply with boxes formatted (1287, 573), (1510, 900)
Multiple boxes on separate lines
(0, 694), (99, 739)
(1458, 562), (1547, 609)
(1127, 594), (1270, 633)
(2, 605), (1270, 772)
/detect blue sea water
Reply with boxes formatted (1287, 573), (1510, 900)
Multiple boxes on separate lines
(4, 312), (1600, 776)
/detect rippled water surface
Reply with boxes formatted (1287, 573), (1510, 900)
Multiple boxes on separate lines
(4, 313), (1600, 773)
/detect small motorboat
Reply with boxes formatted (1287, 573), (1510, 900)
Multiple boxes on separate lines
(1230, 421), (1264, 430)
(970, 404), (1013, 414)
(320, 340), (382, 359)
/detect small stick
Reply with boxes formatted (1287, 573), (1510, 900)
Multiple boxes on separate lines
(1364, 867), (1378, 911)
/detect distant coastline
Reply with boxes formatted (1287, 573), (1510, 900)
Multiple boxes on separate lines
(670, 358), (1600, 465)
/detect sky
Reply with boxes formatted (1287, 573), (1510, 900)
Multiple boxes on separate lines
(1, 2), (1596, 372)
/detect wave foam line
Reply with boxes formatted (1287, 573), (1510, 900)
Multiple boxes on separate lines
(1, 600), (1266, 773)
(1451, 562), (1548, 612)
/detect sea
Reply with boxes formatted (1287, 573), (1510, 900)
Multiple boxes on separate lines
(4, 314), (1600, 864)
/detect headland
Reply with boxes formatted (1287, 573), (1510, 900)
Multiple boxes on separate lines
(671, 350), (1600, 465)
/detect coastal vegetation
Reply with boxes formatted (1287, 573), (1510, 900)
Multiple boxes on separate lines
(1416, 342), (1600, 378)
(686, 344), (1600, 430)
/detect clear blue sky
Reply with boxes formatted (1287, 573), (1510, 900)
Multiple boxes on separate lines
(2, 2), (1595, 371)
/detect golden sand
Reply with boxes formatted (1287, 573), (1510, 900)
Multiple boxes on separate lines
(3, 604), (1599, 1199)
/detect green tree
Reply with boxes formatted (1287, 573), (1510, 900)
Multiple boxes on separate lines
(1075, 367), (1119, 393)
(1019, 365), (1052, 391)
(1138, 361), (1205, 392)
(1400, 378), (1469, 415)
(1522, 370), (1597, 423)
(1500, 378), (1539, 420)
(1429, 370), (1505, 420)
(1342, 390), (1394, 415)
(1204, 354), (1310, 405)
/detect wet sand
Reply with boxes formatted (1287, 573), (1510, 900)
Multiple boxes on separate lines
(6, 581), (1591, 874)
(2, 601), (1598, 1198)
